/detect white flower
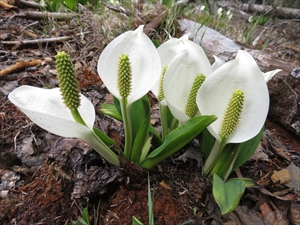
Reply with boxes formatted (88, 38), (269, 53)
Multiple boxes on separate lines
(217, 7), (223, 16)
(197, 50), (269, 144)
(8, 86), (119, 166)
(211, 55), (225, 71)
(97, 25), (161, 105)
(151, 33), (190, 99)
(162, 40), (213, 123)
(263, 69), (281, 82)
(226, 10), (233, 20)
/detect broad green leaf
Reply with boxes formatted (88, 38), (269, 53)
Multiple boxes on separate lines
(93, 127), (116, 146)
(104, 98), (162, 146)
(199, 128), (215, 160)
(114, 95), (152, 146)
(149, 125), (162, 146)
(228, 178), (255, 188)
(166, 105), (178, 131)
(213, 174), (245, 215)
(232, 127), (264, 172)
(140, 115), (217, 169)
(130, 96), (151, 145)
(139, 137), (152, 163)
(210, 143), (239, 180)
(132, 216), (144, 225)
(64, 0), (78, 11)
(152, 39), (160, 48)
(99, 103), (122, 121)
(130, 99), (151, 163)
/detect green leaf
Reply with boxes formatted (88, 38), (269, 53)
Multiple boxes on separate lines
(113, 96), (122, 116)
(99, 103), (122, 121)
(64, 0), (78, 11)
(228, 178), (255, 188)
(232, 126), (264, 172)
(46, 0), (62, 12)
(140, 115), (217, 169)
(210, 143), (239, 180)
(199, 128), (215, 160)
(93, 127), (116, 146)
(130, 96), (151, 143)
(81, 207), (90, 225)
(132, 216), (144, 225)
(152, 39), (160, 48)
(166, 105), (178, 131)
(139, 137), (152, 163)
(149, 125), (162, 146)
(101, 99), (162, 146)
(114, 95), (153, 147)
(212, 174), (246, 215)
(148, 173), (154, 225)
(130, 99), (151, 163)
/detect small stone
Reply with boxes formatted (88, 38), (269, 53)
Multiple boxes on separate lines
(291, 67), (300, 78)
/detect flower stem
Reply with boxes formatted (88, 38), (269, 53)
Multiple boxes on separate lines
(203, 137), (226, 176)
(70, 108), (87, 126)
(121, 97), (133, 159)
(223, 144), (240, 180)
(71, 108), (120, 166)
(88, 130), (120, 166)
(159, 103), (168, 142)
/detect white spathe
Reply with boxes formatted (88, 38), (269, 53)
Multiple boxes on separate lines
(211, 55), (225, 71)
(151, 33), (190, 98)
(197, 50), (269, 143)
(97, 25), (161, 104)
(8, 86), (95, 136)
(163, 42), (213, 123)
(263, 69), (282, 82)
(8, 85), (120, 165)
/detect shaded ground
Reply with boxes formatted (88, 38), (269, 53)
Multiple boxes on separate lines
(0, 1), (300, 225)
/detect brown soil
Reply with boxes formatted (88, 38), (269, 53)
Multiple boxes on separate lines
(0, 1), (300, 225)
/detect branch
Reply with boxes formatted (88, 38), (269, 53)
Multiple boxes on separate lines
(143, 11), (165, 36)
(0, 60), (41, 77)
(178, 18), (298, 75)
(218, 1), (300, 19)
(100, 0), (133, 16)
(0, 32), (90, 45)
(11, 11), (77, 20)
(18, 0), (46, 9)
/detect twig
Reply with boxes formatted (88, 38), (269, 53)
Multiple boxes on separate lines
(0, 31), (90, 45)
(11, 11), (77, 20)
(100, 0), (133, 16)
(0, 60), (41, 77)
(18, 0), (46, 9)
(143, 11), (165, 36)
(218, 1), (300, 19)
(20, 21), (39, 32)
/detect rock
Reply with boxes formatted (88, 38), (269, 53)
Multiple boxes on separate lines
(268, 73), (300, 137)
(178, 18), (300, 138)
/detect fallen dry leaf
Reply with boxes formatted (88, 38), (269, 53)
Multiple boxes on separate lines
(0, 0), (17, 10)
(271, 169), (292, 184)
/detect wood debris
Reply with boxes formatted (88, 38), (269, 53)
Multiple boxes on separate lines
(0, 59), (41, 77)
